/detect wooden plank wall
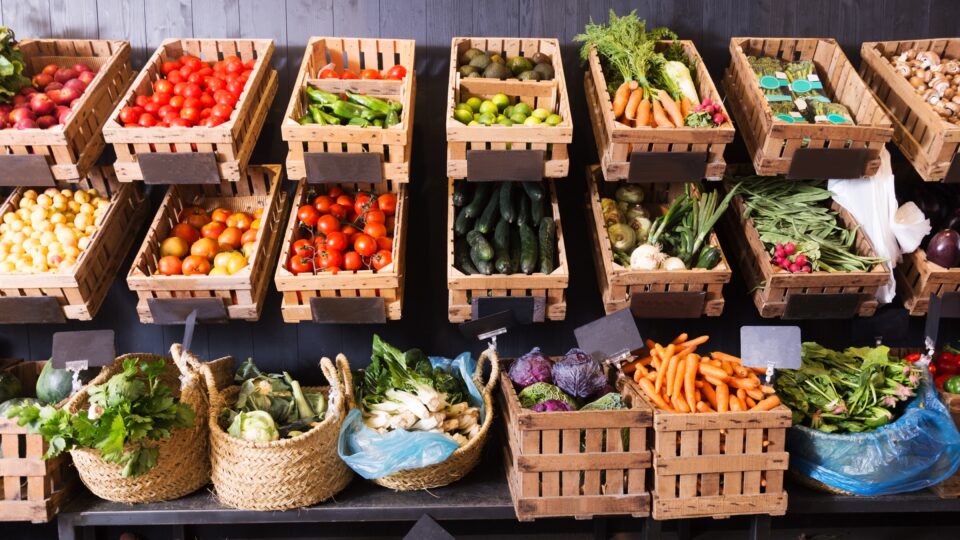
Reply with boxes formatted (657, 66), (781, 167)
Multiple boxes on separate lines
(0, 0), (953, 382)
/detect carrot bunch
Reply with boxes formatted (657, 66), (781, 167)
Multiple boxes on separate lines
(611, 82), (690, 128)
(624, 333), (781, 414)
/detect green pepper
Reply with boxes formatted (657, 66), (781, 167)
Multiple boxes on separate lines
(384, 109), (400, 128)
(945, 376), (960, 395)
(317, 109), (340, 125)
(330, 100), (382, 122)
(345, 91), (392, 116)
(305, 87), (340, 105)
(373, 118), (383, 127)
(308, 105), (328, 125)
(297, 113), (314, 125)
(348, 116), (371, 127)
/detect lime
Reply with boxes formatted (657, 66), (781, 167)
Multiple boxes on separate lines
(478, 112), (496, 125)
(532, 107), (551, 120)
(455, 102), (472, 111)
(496, 114), (507, 122)
(491, 93), (510, 111)
(523, 116), (542, 126)
(497, 118), (514, 127)
(473, 113), (480, 120)
(513, 102), (532, 117)
(468, 120), (480, 126)
(478, 100), (499, 116)
(454, 108), (473, 124)
(503, 105), (515, 118)
(509, 113), (527, 124)
(545, 114), (562, 126)
(465, 97), (483, 112)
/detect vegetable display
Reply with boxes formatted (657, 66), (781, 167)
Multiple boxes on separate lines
(604, 183), (735, 271)
(316, 63), (407, 81)
(0, 186), (111, 273)
(6, 356), (195, 476)
(574, 11), (725, 128)
(884, 48), (960, 125)
(118, 54), (255, 128)
(357, 335), (481, 446)
(453, 93), (562, 127)
(735, 175), (887, 273)
(287, 185), (397, 275)
(453, 180), (557, 276)
(155, 205), (263, 276)
(509, 347), (624, 413)
(775, 344), (922, 433)
(298, 87), (402, 129)
(0, 27), (29, 105)
(221, 359), (327, 442)
(896, 182), (960, 268)
(930, 344), (960, 392)
(626, 334), (781, 414)
(746, 55), (855, 124)
(456, 48), (555, 81)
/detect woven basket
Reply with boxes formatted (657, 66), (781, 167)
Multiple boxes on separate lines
(373, 348), (500, 491)
(202, 354), (355, 510)
(65, 346), (233, 503)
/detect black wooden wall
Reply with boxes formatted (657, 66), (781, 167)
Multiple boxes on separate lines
(0, 0), (956, 381)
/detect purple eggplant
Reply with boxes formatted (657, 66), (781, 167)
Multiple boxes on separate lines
(926, 229), (960, 268)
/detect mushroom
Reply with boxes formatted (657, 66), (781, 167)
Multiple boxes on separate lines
(922, 88), (941, 105)
(894, 62), (912, 77)
(945, 101), (960, 116)
(931, 76), (951, 95)
(898, 49), (918, 62)
(917, 51), (941, 69)
(952, 95), (960, 105)
(923, 70), (935, 83)
(909, 75), (925, 88)
(943, 60), (960, 74)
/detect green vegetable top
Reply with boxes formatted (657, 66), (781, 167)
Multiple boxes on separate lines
(358, 335), (468, 411)
(0, 27), (29, 104)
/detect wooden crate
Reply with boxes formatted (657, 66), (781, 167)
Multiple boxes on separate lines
(895, 248), (960, 316)
(860, 39), (960, 182)
(719, 179), (889, 318)
(585, 165), (731, 317)
(0, 167), (146, 322)
(104, 39), (277, 183)
(274, 180), (408, 323)
(0, 361), (79, 522)
(126, 165), (287, 323)
(723, 37), (892, 177)
(584, 42), (735, 182)
(282, 37), (416, 183)
(499, 365), (652, 520)
(933, 391), (960, 497)
(446, 38), (572, 179)
(447, 179), (569, 322)
(630, 379), (790, 520)
(0, 38), (133, 182)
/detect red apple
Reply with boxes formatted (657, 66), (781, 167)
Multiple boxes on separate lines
(36, 115), (57, 129)
(0, 104), (11, 117)
(12, 95), (28, 108)
(44, 81), (63, 93)
(19, 86), (37, 96)
(56, 106), (71, 124)
(77, 71), (96, 86)
(14, 118), (38, 130)
(54, 68), (77, 84)
(41, 64), (58, 76)
(59, 87), (81, 106)
(32, 73), (54, 88)
(30, 93), (56, 116)
(0, 116), (7, 129)
(72, 63), (91, 73)
(9, 107), (34, 124)
(63, 79), (86, 94)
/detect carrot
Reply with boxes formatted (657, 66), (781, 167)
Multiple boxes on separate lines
(637, 98), (652, 126)
(708, 359), (723, 369)
(727, 377), (760, 390)
(665, 354), (680, 397)
(700, 381), (718, 409)
(694, 380), (704, 389)
(716, 383), (729, 413)
(673, 356), (687, 399)
(750, 367), (767, 375)
(760, 385), (776, 395)
(624, 88), (643, 120)
(680, 96), (693, 119)
(720, 360), (734, 376)
(658, 90), (684, 128)
(736, 387), (747, 401)
(645, 338), (656, 350)
(698, 363), (728, 381)
(652, 98), (673, 128)
(746, 387), (764, 401)
(639, 377), (672, 410)
(750, 395), (781, 412)
(684, 353), (698, 412)
(671, 333), (689, 345)
(684, 335), (710, 349)
(654, 354), (669, 394)
(733, 364), (750, 378)
(671, 395), (691, 413)
(612, 81), (634, 118)
(746, 396), (758, 409)
(646, 371), (657, 381)
(704, 375), (727, 387)
(729, 396), (745, 412)
(696, 401), (715, 413)
(624, 356), (651, 374)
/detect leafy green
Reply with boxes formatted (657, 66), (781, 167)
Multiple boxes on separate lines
(221, 358), (324, 440)
(359, 335), (468, 409)
(580, 392), (625, 411)
(0, 27), (29, 103)
(646, 183), (740, 269)
(518, 382), (578, 410)
(5, 357), (195, 477)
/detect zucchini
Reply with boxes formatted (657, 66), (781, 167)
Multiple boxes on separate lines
(695, 246), (722, 269)
(530, 194), (544, 223)
(521, 181), (544, 203)
(453, 181), (470, 207)
(455, 239), (478, 274)
(538, 217), (556, 274)
(454, 205), (473, 237)
(464, 182), (492, 218)
(519, 223), (538, 274)
(516, 193), (529, 226)
(475, 184), (501, 234)
(509, 228), (521, 274)
(466, 230), (494, 261)
(493, 219), (511, 274)
(500, 182), (516, 223)
(470, 247), (494, 275)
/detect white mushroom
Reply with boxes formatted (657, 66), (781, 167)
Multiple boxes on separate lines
(943, 60), (960, 74)
(931, 76), (951, 95)
(917, 51), (941, 69)
(922, 88), (941, 105)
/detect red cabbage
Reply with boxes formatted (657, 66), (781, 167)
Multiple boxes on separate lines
(508, 347), (553, 388)
(551, 348), (607, 399)
(531, 399), (576, 412)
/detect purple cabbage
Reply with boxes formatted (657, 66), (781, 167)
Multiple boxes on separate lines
(531, 399), (576, 412)
(509, 347), (553, 388)
(551, 348), (607, 400)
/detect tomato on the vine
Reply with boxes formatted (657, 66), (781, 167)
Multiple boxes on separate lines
(363, 222), (387, 239)
(293, 238), (315, 257)
(327, 186), (344, 198)
(376, 236), (393, 251)
(384, 65), (407, 80)
(319, 68), (339, 79)
(315, 249), (343, 270)
(316, 214), (340, 236)
(340, 70), (358, 80)
(325, 231), (348, 252)
(371, 250), (393, 270)
(289, 256), (314, 275)
(297, 205), (320, 227)
(328, 204), (349, 220)
(343, 251), (363, 271)
(354, 193), (376, 215)
(313, 195), (334, 213)
(336, 194), (354, 208)
(363, 210), (386, 224)
(354, 234), (377, 257)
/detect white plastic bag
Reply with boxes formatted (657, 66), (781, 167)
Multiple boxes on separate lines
(891, 202), (931, 254)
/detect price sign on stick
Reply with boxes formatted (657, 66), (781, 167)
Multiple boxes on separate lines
(459, 310), (518, 351)
(52, 330), (115, 393)
(574, 309), (645, 369)
(740, 326), (801, 385)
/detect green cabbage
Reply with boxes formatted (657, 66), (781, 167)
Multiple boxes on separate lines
(518, 382), (578, 410)
(228, 410), (279, 442)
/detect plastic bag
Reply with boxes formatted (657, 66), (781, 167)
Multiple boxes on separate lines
(891, 201), (931, 254)
(787, 375), (960, 496)
(337, 352), (483, 480)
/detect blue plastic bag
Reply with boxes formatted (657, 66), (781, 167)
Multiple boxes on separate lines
(337, 352), (483, 480)
(787, 377), (960, 496)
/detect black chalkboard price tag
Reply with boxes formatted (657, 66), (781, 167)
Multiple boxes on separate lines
(627, 151), (707, 183)
(459, 310), (517, 343)
(925, 292), (960, 348)
(740, 326), (801, 383)
(51, 330), (115, 371)
(139, 152), (221, 185)
(309, 297), (387, 324)
(466, 149), (544, 182)
(404, 515), (454, 540)
(305, 152), (384, 184)
(574, 308), (645, 366)
(472, 296), (542, 323)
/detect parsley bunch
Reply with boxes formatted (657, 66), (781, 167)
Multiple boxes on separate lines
(0, 27), (29, 103)
(8, 357), (195, 477)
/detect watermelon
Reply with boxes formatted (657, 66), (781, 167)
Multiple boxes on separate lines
(36, 361), (96, 405)
(0, 372), (21, 403)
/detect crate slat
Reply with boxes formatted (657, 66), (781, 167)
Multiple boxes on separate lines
(896, 239), (960, 315)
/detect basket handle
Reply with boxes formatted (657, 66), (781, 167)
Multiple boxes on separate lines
(319, 354), (355, 412)
(474, 346), (500, 396)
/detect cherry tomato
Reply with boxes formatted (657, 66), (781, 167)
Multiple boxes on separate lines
(143, 101), (161, 115)
(152, 92), (171, 106)
(340, 70), (358, 80)
(182, 83), (203, 99)
(353, 192), (376, 214)
(385, 65), (407, 80)
(138, 113), (158, 127)
(341, 224), (359, 236)
(135, 95), (150, 108)
(363, 210), (386, 224)
(377, 193), (397, 215)
(363, 222), (387, 239)
(169, 116), (193, 127)
(214, 90), (238, 107)
(315, 249), (343, 270)
(182, 97), (202, 110)
(188, 71), (206, 85)
(319, 68), (339, 79)
(328, 204), (348, 221)
(211, 103), (233, 119)
(168, 95), (185, 109)
(180, 107), (201, 123)
(161, 61), (183, 75)
(354, 234), (377, 257)
(360, 69), (382, 80)
(336, 194), (354, 208)
(226, 80), (246, 98)
(119, 106), (142, 124)
(154, 79), (174, 94)
(316, 214), (340, 236)
(376, 236), (393, 251)
(371, 250), (393, 270)
(200, 116), (225, 127)
(297, 205), (320, 227)
(325, 231), (348, 252)
(343, 251), (363, 271)
(313, 195), (334, 213)
(199, 93), (216, 108)
(289, 255), (314, 275)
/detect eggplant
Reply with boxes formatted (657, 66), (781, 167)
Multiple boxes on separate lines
(926, 229), (960, 268)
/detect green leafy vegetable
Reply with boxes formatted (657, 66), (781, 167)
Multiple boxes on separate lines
(518, 382), (578, 410)
(0, 27), (29, 103)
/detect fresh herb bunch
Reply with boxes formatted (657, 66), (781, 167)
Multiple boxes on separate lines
(645, 183), (739, 269)
(0, 27), (29, 103)
(776, 344), (922, 434)
(6, 357), (195, 477)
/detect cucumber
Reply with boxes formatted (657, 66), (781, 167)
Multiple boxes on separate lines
(521, 181), (544, 203)
(453, 181), (470, 207)
(454, 205), (473, 237)
(475, 183), (501, 234)
(500, 182), (515, 223)
(470, 247), (494, 275)
(493, 219), (511, 274)
(530, 193), (544, 223)
(455, 239), (478, 274)
(509, 228), (521, 274)
(695, 246), (722, 269)
(516, 193), (529, 226)
(466, 230), (493, 261)
(464, 182), (492, 218)
(519, 223), (538, 274)
(538, 217), (556, 274)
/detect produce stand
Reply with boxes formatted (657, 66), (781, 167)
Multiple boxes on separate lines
(895, 249), (960, 316)
(0, 38), (133, 183)
(282, 37), (416, 183)
(859, 39), (960, 182)
(103, 39), (277, 183)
